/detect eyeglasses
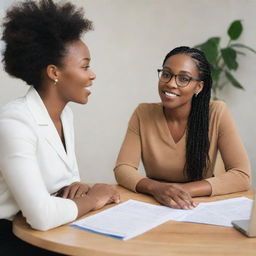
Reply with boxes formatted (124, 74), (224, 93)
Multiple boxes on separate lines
(157, 69), (201, 88)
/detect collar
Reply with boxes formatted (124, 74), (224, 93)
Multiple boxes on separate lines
(25, 87), (51, 126)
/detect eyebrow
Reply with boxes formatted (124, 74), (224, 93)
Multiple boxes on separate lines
(163, 67), (192, 75)
(80, 57), (91, 62)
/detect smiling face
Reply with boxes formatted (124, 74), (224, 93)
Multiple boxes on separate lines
(55, 40), (96, 104)
(158, 54), (203, 111)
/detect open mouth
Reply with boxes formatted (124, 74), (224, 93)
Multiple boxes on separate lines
(164, 91), (180, 97)
(84, 86), (92, 92)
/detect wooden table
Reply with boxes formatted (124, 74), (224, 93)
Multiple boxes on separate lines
(13, 186), (256, 256)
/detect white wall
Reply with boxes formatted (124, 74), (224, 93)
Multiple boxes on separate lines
(1, 0), (255, 186)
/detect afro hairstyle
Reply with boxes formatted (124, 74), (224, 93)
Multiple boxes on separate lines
(1, 0), (93, 88)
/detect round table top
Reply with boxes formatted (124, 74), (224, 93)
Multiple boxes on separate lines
(13, 186), (256, 256)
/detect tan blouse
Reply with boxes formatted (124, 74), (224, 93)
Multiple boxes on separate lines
(114, 101), (251, 196)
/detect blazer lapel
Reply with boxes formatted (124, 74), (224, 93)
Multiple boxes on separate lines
(42, 122), (69, 167)
(25, 87), (71, 168)
(61, 109), (74, 166)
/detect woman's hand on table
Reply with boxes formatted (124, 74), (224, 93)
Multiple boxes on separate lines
(60, 183), (120, 218)
(151, 182), (197, 209)
(136, 178), (197, 209)
(86, 184), (120, 210)
(57, 182), (90, 199)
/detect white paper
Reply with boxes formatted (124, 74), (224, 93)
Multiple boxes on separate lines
(70, 197), (253, 240)
(180, 197), (252, 227)
(71, 200), (187, 240)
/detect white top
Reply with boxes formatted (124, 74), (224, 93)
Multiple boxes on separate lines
(0, 87), (79, 230)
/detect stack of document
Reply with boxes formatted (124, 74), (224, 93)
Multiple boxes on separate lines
(70, 197), (252, 240)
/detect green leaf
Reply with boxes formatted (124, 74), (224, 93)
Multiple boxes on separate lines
(211, 66), (221, 83)
(230, 43), (256, 54)
(195, 37), (220, 64)
(219, 81), (228, 90)
(221, 47), (238, 70)
(225, 71), (244, 89)
(194, 43), (203, 49)
(228, 20), (243, 40)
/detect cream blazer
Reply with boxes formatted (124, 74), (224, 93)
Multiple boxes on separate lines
(0, 87), (79, 230)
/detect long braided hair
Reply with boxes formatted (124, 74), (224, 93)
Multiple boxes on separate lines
(163, 46), (212, 181)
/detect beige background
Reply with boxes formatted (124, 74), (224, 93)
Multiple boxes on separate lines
(0, 0), (255, 186)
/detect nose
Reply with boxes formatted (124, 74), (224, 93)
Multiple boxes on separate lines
(89, 69), (96, 80)
(166, 75), (177, 88)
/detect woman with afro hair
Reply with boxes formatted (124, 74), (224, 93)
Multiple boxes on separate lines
(0, 0), (119, 254)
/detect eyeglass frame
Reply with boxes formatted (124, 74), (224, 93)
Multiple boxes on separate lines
(157, 69), (201, 88)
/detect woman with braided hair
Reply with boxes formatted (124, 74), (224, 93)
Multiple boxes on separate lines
(114, 46), (251, 209)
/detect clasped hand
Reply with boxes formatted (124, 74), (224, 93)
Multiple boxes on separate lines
(54, 182), (120, 211)
(55, 182), (90, 199)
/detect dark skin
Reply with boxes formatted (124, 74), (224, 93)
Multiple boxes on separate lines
(136, 54), (212, 210)
(38, 40), (120, 218)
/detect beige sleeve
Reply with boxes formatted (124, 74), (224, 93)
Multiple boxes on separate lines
(206, 104), (251, 196)
(114, 109), (145, 192)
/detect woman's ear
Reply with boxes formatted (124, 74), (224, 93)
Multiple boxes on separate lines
(46, 64), (59, 82)
(195, 81), (204, 95)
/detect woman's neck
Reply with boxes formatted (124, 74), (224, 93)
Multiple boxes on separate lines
(163, 102), (191, 123)
(37, 87), (66, 122)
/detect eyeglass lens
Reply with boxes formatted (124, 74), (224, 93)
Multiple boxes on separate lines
(158, 70), (191, 87)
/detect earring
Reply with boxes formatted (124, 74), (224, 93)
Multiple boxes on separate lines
(195, 92), (199, 97)
(54, 79), (58, 85)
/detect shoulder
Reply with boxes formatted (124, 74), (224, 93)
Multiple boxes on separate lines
(209, 100), (233, 133)
(134, 102), (162, 117)
(0, 97), (36, 137)
(128, 103), (161, 132)
(209, 100), (227, 118)
(0, 97), (30, 121)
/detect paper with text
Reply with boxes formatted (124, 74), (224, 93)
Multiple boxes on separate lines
(70, 197), (252, 240)
(181, 197), (252, 226)
(70, 200), (189, 240)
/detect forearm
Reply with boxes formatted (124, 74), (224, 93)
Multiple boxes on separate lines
(137, 178), (212, 198)
(212, 101), (251, 195)
(206, 170), (251, 196)
(114, 122), (143, 191)
(136, 178), (161, 195)
(180, 180), (212, 197)
(114, 165), (145, 192)
(72, 196), (96, 218)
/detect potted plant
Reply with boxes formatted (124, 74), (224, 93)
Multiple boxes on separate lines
(195, 20), (256, 99)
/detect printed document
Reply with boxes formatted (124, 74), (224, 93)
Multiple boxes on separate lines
(70, 200), (183, 240)
(70, 197), (252, 240)
(181, 197), (252, 226)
